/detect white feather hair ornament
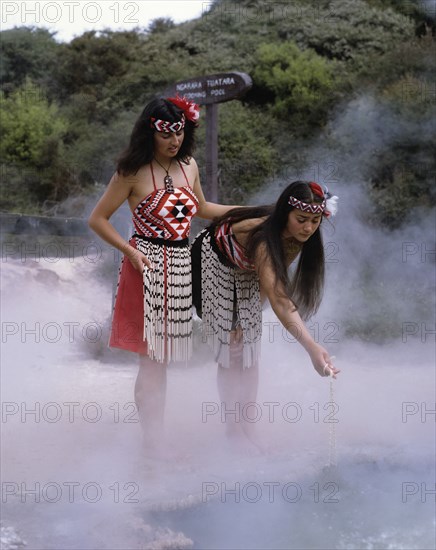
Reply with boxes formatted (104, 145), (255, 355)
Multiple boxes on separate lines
(323, 186), (338, 217)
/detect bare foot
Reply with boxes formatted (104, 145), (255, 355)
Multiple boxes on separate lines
(141, 437), (191, 463)
(240, 424), (276, 455)
(225, 432), (261, 456)
(222, 423), (262, 456)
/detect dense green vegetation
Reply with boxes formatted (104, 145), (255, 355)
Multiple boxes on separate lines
(0, 0), (434, 225)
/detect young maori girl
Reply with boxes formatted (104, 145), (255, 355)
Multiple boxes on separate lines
(88, 96), (235, 457)
(191, 181), (340, 449)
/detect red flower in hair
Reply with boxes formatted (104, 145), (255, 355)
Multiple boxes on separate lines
(167, 95), (200, 124)
(309, 182), (325, 198)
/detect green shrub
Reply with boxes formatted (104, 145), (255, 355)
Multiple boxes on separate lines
(275, 0), (414, 66)
(193, 101), (279, 203)
(381, 73), (435, 115)
(0, 80), (67, 165)
(0, 27), (58, 93)
(253, 41), (339, 126)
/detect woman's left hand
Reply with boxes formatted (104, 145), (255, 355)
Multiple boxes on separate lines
(309, 345), (341, 379)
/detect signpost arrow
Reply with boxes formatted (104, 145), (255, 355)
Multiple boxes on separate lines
(163, 72), (252, 201)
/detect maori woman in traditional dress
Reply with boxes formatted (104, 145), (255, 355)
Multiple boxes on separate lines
(88, 96), (235, 456)
(191, 181), (341, 450)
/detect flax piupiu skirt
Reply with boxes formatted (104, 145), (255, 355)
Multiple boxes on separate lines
(109, 236), (193, 363)
(191, 227), (262, 369)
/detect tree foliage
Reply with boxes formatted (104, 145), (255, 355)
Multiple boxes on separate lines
(216, 102), (279, 203)
(0, 80), (66, 164)
(253, 42), (340, 126)
(53, 30), (147, 112)
(148, 18), (176, 34)
(0, 79), (69, 210)
(0, 27), (58, 94)
(0, 0), (434, 225)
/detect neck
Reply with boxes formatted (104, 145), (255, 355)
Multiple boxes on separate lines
(282, 232), (301, 244)
(154, 153), (174, 167)
(282, 234), (303, 251)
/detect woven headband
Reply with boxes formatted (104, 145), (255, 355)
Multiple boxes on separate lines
(150, 114), (185, 133)
(288, 196), (326, 214)
(288, 182), (338, 218)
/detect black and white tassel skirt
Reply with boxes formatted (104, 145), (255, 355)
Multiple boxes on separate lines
(138, 237), (192, 363)
(110, 236), (192, 364)
(191, 228), (262, 369)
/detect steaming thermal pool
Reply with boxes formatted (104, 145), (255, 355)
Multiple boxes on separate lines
(1, 255), (434, 549)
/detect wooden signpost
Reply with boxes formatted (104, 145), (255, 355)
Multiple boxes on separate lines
(164, 72), (252, 201)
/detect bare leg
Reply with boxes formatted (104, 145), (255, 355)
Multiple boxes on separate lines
(217, 330), (262, 453)
(217, 338), (244, 439)
(239, 361), (261, 446)
(135, 354), (167, 457)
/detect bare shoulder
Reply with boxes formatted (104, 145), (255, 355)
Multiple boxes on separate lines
(91, 170), (140, 219)
(232, 217), (267, 248)
(183, 156), (198, 168)
(105, 170), (136, 194)
(122, 165), (156, 208)
(232, 216), (266, 234)
(181, 156), (199, 178)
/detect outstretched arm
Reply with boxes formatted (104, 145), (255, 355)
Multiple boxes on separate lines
(191, 159), (240, 219)
(255, 244), (340, 378)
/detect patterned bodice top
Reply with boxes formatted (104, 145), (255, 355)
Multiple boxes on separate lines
(215, 222), (255, 271)
(133, 160), (199, 241)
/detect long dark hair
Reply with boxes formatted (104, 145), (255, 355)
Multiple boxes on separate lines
(213, 181), (326, 320)
(116, 98), (197, 176)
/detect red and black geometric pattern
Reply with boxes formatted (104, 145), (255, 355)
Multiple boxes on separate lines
(288, 196), (326, 214)
(215, 222), (255, 271)
(133, 186), (199, 240)
(150, 115), (185, 133)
